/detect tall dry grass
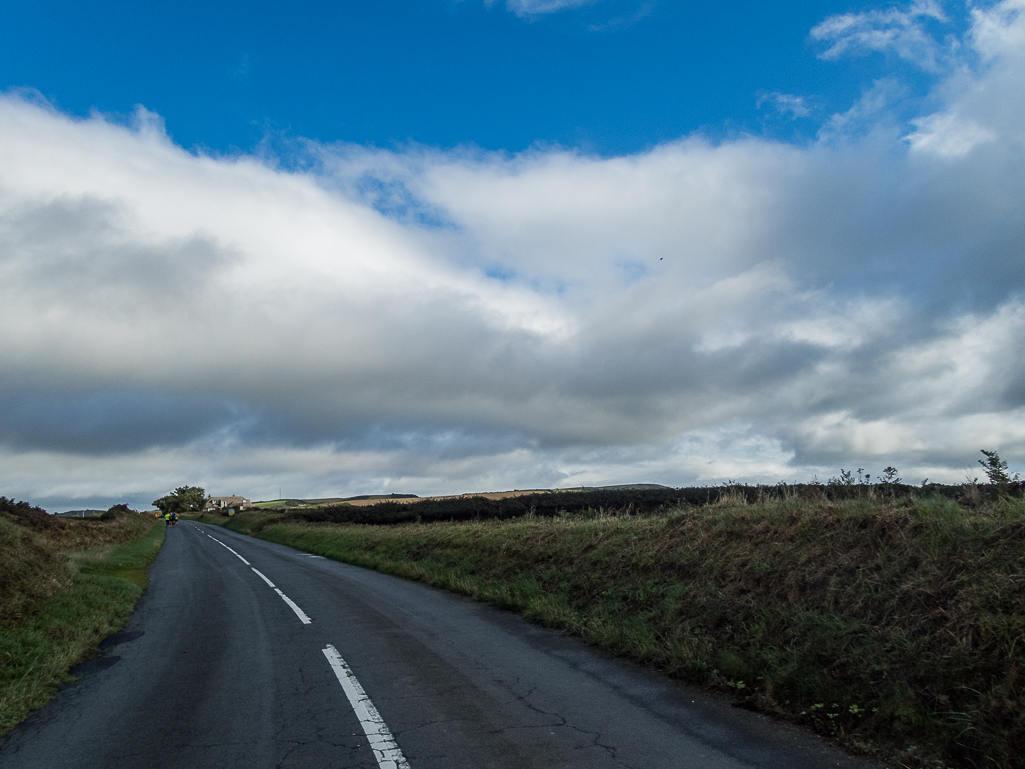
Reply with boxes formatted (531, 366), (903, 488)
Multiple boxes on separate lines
(0, 498), (163, 735)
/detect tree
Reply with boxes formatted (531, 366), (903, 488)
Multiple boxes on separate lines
(152, 486), (207, 514)
(978, 450), (1013, 492)
(100, 503), (133, 520)
(879, 467), (902, 484)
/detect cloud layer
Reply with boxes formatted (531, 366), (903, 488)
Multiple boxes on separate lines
(1, 1), (1024, 508)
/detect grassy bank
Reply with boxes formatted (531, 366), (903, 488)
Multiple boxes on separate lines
(0, 501), (165, 735)
(186, 512), (230, 526)
(224, 494), (1025, 769)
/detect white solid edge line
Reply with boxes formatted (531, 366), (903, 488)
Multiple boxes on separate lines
(251, 568), (275, 588)
(322, 645), (410, 769)
(275, 588), (312, 624)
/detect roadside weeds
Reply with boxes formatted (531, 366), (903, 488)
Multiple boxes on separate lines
(0, 516), (165, 735)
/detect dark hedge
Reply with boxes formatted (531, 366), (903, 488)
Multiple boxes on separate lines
(281, 482), (994, 527)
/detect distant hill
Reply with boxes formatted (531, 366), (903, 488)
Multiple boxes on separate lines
(55, 509), (106, 517)
(565, 484), (671, 492)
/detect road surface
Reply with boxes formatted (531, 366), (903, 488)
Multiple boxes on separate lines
(0, 521), (882, 769)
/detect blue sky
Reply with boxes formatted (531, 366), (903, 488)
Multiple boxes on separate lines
(2, 0), (941, 153)
(1, 0), (1023, 510)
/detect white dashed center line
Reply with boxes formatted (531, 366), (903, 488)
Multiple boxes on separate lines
(206, 534), (250, 565)
(275, 588), (312, 624)
(251, 568), (275, 587)
(205, 533), (312, 624)
(322, 644), (410, 769)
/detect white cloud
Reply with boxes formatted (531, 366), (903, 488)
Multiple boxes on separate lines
(905, 110), (996, 156)
(904, 1), (1025, 155)
(487, 0), (598, 18)
(757, 92), (813, 120)
(811, 0), (950, 71)
(818, 77), (908, 139)
(971, 0), (1025, 62)
(2, 1), (1025, 508)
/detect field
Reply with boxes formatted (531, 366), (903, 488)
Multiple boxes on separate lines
(213, 486), (1025, 769)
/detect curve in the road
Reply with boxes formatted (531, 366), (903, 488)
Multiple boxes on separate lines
(0, 521), (883, 769)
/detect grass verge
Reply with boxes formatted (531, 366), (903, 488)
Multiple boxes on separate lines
(0, 515), (164, 735)
(224, 495), (1025, 769)
(183, 513), (229, 527)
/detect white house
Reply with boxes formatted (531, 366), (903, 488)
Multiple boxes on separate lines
(204, 495), (253, 511)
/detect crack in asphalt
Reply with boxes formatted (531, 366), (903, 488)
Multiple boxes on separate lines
(390, 716), (481, 738)
(271, 739), (304, 765)
(564, 723), (627, 765)
(501, 681), (635, 768)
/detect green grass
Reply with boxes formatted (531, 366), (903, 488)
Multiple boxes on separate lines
(224, 495), (1025, 769)
(78, 521), (165, 588)
(0, 520), (165, 735)
(184, 513), (230, 526)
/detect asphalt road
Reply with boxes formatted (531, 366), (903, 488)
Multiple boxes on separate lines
(0, 522), (883, 769)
